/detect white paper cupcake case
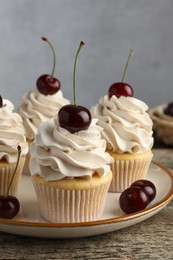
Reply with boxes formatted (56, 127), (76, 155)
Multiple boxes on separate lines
(109, 156), (152, 193)
(32, 180), (111, 223)
(0, 157), (25, 196)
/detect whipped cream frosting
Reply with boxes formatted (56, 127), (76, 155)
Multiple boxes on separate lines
(91, 95), (153, 154)
(18, 89), (69, 140)
(30, 117), (113, 180)
(0, 99), (28, 163)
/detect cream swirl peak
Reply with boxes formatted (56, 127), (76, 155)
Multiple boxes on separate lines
(30, 117), (113, 180)
(91, 95), (153, 154)
(18, 89), (69, 140)
(0, 99), (28, 163)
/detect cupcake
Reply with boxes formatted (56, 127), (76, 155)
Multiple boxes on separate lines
(0, 96), (28, 196)
(91, 95), (153, 192)
(91, 51), (153, 192)
(29, 41), (113, 223)
(149, 102), (173, 145)
(30, 117), (113, 223)
(18, 37), (69, 175)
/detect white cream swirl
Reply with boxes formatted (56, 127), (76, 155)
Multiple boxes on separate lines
(30, 117), (113, 180)
(18, 89), (69, 140)
(0, 99), (28, 163)
(91, 95), (153, 154)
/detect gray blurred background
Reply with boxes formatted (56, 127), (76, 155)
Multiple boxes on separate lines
(0, 0), (173, 110)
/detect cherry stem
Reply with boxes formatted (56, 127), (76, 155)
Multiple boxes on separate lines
(5, 145), (21, 197)
(73, 41), (85, 106)
(121, 50), (133, 83)
(42, 37), (56, 80)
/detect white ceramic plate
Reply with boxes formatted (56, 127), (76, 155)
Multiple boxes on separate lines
(0, 162), (172, 239)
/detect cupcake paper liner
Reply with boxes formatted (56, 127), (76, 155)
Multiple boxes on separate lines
(109, 155), (152, 193)
(32, 178), (111, 223)
(0, 157), (25, 196)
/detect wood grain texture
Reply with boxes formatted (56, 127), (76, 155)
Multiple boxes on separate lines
(0, 148), (172, 260)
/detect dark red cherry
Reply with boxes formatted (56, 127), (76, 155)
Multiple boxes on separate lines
(36, 74), (60, 95)
(0, 95), (3, 107)
(108, 82), (133, 98)
(58, 41), (91, 133)
(0, 196), (20, 219)
(36, 37), (61, 95)
(58, 104), (91, 133)
(119, 186), (149, 214)
(131, 179), (156, 202)
(164, 102), (173, 117)
(108, 50), (134, 99)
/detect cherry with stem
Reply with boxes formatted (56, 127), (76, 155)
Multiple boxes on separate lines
(36, 37), (61, 95)
(0, 146), (21, 219)
(108, 50), (134, 98)
(58, 41), (91, 133)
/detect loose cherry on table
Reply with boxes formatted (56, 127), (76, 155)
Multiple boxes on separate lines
(108, 50), (134, 98)
(36, 37), (61, 95)
(0, 146), (21, 219)
(164, 102), (173, 117)
(58, 41), (91, 133)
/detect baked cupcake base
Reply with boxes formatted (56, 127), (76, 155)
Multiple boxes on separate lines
(32, 171), (112, 223)
(107, 150), (153, 193)
(0, 156), (25, 196)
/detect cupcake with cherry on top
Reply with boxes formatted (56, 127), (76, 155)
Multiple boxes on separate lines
(30, 41), (113, 223)
(91, 50), (153, 192)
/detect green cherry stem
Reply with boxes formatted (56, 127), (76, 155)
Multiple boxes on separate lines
(5, 145), (21, 197)
(73, 41), (85, 106)
(42, 37), (56, 80)
(121, 50), (133, 83)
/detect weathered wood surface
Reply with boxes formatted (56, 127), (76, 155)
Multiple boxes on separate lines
(0, 148), (172, 260)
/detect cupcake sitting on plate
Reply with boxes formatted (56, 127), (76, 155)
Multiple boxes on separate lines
(91, 50), (153, 192)
(18, 37), (69, 175)
(149, 102), (173, 145)
(0, 96), (28, 196)
(30, 41), (113, 223)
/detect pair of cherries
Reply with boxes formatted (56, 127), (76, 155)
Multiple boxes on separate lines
(119, 179), (156, 214)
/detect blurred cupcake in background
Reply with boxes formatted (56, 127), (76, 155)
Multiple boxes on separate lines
(149, 102), (173, 145)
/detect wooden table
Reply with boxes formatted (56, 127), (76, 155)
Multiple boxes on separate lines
(0, 148), (172, 260)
